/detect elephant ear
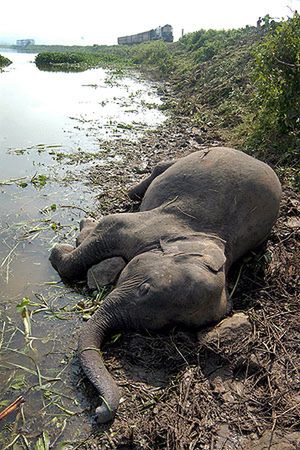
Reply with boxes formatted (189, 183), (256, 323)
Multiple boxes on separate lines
(160, 235), (226, 273)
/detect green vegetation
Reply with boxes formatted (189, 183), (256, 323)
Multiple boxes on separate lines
(35, 51), (92, 71)
(0, 54), (12, 68)
(35, 47), (133, 71)
(247, 13), (300, 164)
(178, 26), (258, 63)
(131, 40), (175, 75)
(124, 15), (299, 172)
(169, 26), (261, 130)
(36, 51), (89, 65)
(0, 173), (48, 189)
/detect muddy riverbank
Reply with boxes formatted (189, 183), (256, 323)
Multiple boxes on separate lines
(38, 110), (299, 450)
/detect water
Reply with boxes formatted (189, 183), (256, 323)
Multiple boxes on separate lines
(0, 51), (165, 447)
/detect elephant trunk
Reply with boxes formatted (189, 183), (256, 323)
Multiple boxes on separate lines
(78, 296), (125, 423)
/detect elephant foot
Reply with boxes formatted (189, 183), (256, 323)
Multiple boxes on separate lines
(87, 257), (126, 290)
(49, 244), (74, 272)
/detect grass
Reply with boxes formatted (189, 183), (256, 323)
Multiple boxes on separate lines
(0, 173), (48, 189)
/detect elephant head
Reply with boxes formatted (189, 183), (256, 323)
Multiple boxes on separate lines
(78, 234), (228, 423)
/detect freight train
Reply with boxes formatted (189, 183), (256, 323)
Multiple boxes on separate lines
(118, 24), (173, 45)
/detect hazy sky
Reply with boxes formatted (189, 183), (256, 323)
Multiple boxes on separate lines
(1, 0), (299, 45)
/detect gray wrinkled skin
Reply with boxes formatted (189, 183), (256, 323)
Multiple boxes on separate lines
(50, 147), (282, 423)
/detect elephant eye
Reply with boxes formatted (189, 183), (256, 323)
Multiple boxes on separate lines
(139, 282), (151, 296)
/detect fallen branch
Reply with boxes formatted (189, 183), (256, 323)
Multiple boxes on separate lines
(274, 56), (300, 68)
(0, 396), (25, 421)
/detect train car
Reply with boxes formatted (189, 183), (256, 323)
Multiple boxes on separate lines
(161, 24), (173, 42)
(118, 25), (173, 45)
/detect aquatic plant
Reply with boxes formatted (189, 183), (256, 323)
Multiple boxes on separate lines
(0, 54), (12, 68)
(35, 50), (132, 72)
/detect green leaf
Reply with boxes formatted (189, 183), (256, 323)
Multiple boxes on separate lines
(55, 443), (73, 450)
(34, 432), (50, 450)
(16, 297), (31, 311)
(18, 181), (28, 188)
(0, 400), (10, 407)
(10, 374), (27, 391)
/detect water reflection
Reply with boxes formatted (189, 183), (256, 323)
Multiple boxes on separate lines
(36, 63), (88, 73)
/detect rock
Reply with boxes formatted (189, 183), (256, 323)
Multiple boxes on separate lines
(245, 431), (300, 449)
(198, 313), (252, 348)
(286, 217), (300, 229)
(215, 423), (231, 448)
(193, 134), (204, 144)
(87, 257), (126, 289)
(213, 423), (250, 449)
(133, 162), (149, 174)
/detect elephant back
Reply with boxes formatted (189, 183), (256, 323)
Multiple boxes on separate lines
(140, 147), (282, 263)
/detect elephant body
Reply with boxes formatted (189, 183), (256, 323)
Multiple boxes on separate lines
(50, 147), (281, 422)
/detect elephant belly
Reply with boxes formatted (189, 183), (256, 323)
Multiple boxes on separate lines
(140, 147), (281, 262)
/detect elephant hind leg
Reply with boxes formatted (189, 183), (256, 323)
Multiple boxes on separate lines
(128, 160), (174, 201)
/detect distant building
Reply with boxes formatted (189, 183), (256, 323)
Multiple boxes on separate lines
(118, 25), (173, 45)
(16, 39), (35, 47)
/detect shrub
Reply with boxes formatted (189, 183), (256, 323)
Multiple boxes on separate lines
(131, 41), (175, 76)
(179, 27), (258, 64)
(247, 13), (300, 162)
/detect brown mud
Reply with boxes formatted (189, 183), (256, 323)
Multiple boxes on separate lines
(77, 113), (300, 449)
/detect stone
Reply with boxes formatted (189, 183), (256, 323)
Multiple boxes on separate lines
(198, 313), (252, 348)
(87, 257), (126, 290)
(286, 217), (300, 229)
(245, 431), (300, 450)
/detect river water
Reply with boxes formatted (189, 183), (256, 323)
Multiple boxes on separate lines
(0, 50), (165, 447)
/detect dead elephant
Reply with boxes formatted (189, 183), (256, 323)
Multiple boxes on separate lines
(50, 147), (282, 422)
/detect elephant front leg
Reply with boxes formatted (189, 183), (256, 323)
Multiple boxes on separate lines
(49, 240), (98, 281)
(49, 215), (125, 282)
